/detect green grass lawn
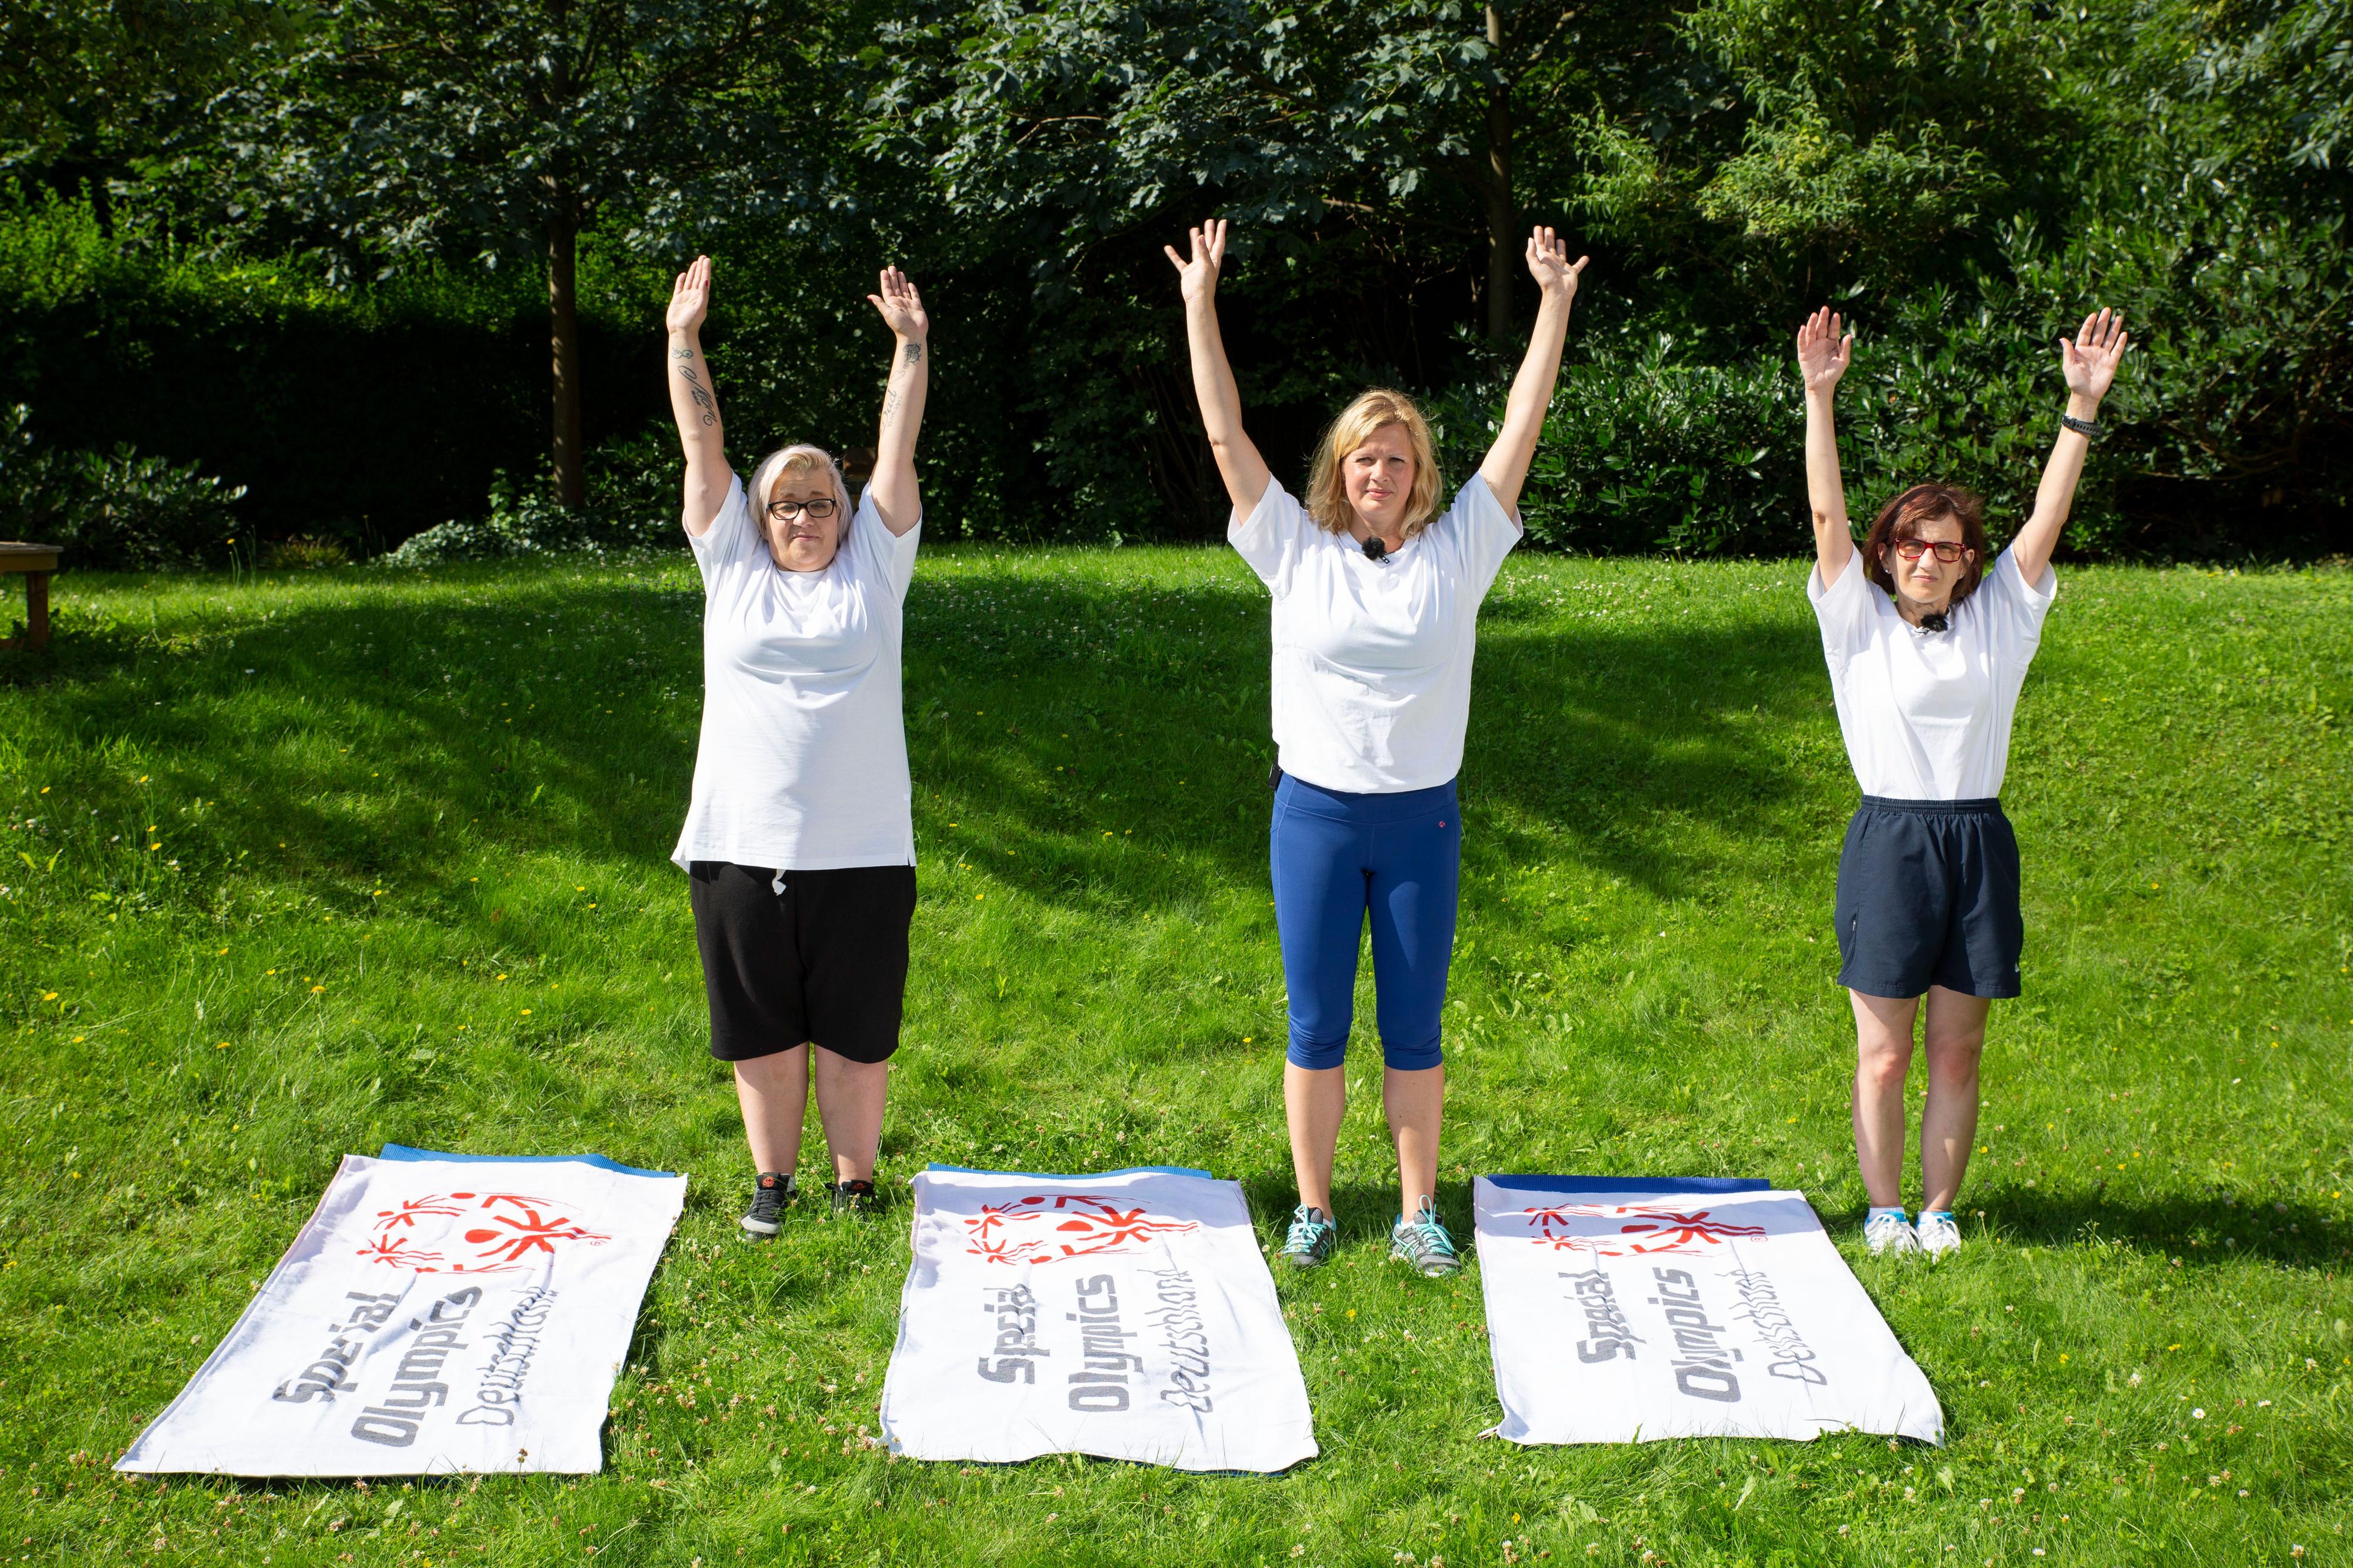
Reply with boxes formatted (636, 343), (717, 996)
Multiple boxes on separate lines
(2, 547), (2349, 1566)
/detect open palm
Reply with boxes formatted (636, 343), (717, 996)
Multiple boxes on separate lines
(666, 255), (712, 335)
(2061, 309), (2129, 401)
(1796, 306), (1852, 395)
(867, 266), (929, 342)
(1162, 220), (1228, 305)
(1524, 227), (1588, 300)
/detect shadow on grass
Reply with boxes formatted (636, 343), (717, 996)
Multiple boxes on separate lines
(8, 562), (1834, 936)
(1969, 1188), (2348, 1273)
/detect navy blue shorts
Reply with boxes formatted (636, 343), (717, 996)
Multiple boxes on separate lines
(1270, 772), (1461, 1072)
(1833, 796), (2023, 1000)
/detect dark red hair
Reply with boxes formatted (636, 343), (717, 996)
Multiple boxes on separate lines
(1861, 483), (1991, 604)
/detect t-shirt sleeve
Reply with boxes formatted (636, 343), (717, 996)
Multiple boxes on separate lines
(686, 473), (754, 592)
(847, 486), (921, 603)
(1228, 478), (1310, 598)
(1806, 550), (1872, 672)
(1444, 473), (1523, 600)
(1977, 548), (2057, 660)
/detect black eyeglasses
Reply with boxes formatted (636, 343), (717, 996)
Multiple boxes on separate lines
(765, 497), (839, 521)
(1892, 539), (1971, 563)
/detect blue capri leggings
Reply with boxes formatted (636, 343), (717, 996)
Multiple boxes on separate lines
(1270, 773), (1462, 1073)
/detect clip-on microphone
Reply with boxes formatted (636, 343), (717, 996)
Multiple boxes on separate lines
(1361, 536), (1388, 562)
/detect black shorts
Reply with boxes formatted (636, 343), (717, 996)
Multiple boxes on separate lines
(1833, 796), (2023, 1001)
(687, 861), (916, 1065)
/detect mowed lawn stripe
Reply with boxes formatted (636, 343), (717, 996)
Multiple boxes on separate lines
(1, 552), (2347, 1565)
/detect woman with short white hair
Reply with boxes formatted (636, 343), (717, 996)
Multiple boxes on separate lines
(1168, 219), (1589, 1275)
(662, 254), (930, 1233)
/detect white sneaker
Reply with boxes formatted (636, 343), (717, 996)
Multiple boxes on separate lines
(1864, 1210), (1921, 1256)
(1916, 1211), (1963, 1257)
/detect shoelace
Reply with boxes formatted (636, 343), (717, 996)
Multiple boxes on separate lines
(1285, 1212), (1332, 1249)
(1400, 1209), (1457, 1259)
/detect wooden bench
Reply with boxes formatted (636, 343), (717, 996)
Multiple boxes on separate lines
(0, 541), (59, 652)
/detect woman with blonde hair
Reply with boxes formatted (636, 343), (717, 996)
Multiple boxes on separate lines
(1166, 218), (1589, 1274)
(662, 253), (931, 1234)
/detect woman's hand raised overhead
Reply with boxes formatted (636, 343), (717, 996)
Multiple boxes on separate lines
(1524, 227), (1588, 302)
(1796, 307), (1852, 399)
(668, 255), (714, 337)
(2059, 309), (2129, 403)
(1164, 220), (1229, 307)
(867, 265), (929, 344)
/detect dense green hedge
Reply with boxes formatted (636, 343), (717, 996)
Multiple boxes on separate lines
(1, 0), (2345, 562)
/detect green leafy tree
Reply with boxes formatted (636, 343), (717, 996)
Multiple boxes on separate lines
(206, 0), (816, 506)
(0, 0), (290, 186)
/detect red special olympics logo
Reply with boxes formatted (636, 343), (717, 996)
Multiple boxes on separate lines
(962, 1193), (1201, 1266)
(1517, 1203), (1766, 1257)
(356, 1192), (612, 1274)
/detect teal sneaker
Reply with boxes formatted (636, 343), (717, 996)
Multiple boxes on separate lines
(1389, 1196), (1462, 1277)
(1279, 1205), (1337, 1268)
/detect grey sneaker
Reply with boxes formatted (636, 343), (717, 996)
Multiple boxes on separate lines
(741, 1172), (793, 1236)
(1389, 1196), (1462, 1277)
(1279, 1205), (1337, 1268)
(826, 1177), (879, 1218)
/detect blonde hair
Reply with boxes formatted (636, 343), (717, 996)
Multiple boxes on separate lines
(746, 443), (853, 546)
(1304, 389), (1443, 538)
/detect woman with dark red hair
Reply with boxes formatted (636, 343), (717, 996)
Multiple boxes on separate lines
(1795, 305), (2130, 1257)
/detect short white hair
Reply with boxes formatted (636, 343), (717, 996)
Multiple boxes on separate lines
(746, 444), (853, 536)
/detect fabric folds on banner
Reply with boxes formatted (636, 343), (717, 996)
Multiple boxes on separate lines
(1475, 1176), (1944, 1446)
(879, 1166), (1317, 1473)
(118, 1146), (686, 1476)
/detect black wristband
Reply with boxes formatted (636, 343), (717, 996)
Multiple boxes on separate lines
(2061, 412), (2102, 438)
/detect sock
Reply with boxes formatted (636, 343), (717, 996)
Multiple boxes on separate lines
(1868, 1206), (1909, 1223)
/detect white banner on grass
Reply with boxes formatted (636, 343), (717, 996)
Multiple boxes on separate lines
(1475, 1176), (1943, 1446)
(879, 1166), (1317, 1473)
(118, 1145), (685, 1476)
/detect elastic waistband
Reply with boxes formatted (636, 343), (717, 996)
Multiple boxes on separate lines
(1857, 795), (2003, 816)
(1275, 772), (1459, 824)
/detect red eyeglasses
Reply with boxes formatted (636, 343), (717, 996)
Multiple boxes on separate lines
(1892, 539), (1972, 563)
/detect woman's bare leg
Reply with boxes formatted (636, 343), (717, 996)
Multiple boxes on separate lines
(1384, 1064), (1444, 1217)
(1850, 990), (1921, 1209)
(812, 1049), (889, 1183)
(1285, 1063), (1347, 1215)
(1919, 986), (1991, 1213)
(735, 1046), (811, 1176)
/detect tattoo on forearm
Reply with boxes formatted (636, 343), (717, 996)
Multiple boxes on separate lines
(881, 386), (903, 428)
(671, 346), (694, 361)
(678, 365), (718, 428)
(902, 341), (924, 367)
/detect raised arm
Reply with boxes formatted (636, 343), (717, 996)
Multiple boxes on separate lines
(665, 255), (731, 536)
(865, 266), (929, 537)
(1478, 228), (1589, 518)
(1163, 220), (1271, 516)
(1795, 306), (1855, 586)
(2008, 309), (2129, 590)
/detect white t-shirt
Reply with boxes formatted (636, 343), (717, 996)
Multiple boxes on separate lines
(1807, 548), (2056, 800)
(671, 475), (921, 872)
(1229, 475), (1522, 793)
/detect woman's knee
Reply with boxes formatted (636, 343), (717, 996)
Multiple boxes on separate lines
(1287, 1032), (1351, 1073)
(1854, 1038), (1914, 1091)
(1921, 1031), (1984, 1082)
(1379, 1033), (1443, 1073)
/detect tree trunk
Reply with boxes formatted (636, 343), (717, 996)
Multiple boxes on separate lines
(1483, 2), (1516, 345)
(548, 216), (585, 509)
